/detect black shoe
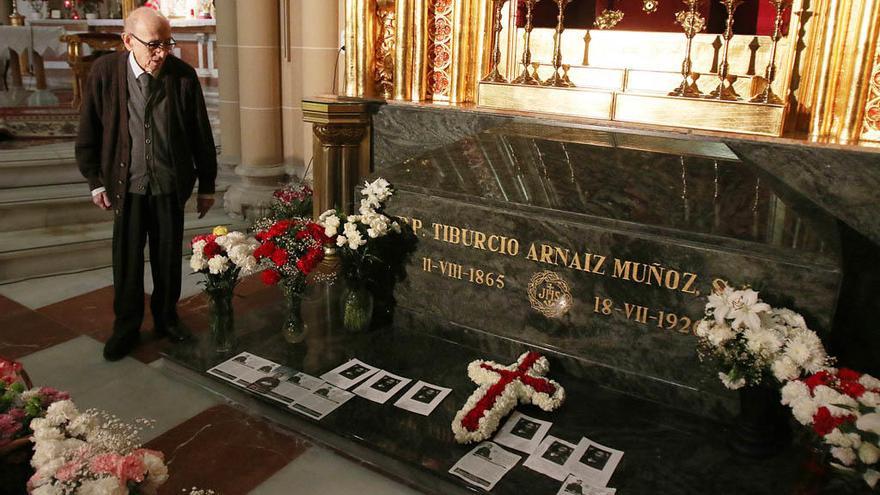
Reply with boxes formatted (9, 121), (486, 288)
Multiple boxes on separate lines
(103, 332), (140, 361)
(156, 324), (193, 343)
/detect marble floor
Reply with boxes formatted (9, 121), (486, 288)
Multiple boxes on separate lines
(0, 119), (423, 493)
(0, 259), (425, 495)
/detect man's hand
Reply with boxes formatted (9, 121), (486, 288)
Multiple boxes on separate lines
(92, 191), (111, 210)
(197, 196), (215, 219)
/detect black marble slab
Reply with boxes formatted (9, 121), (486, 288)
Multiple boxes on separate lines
(162, 302), (868, 495)
(726, 140), (880, 247)
(376, 123), (843, 417)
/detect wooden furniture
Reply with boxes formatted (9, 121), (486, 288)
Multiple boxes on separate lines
(61, 32), (124, 109)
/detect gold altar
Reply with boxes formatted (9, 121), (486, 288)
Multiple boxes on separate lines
(342, 0), (880, 143)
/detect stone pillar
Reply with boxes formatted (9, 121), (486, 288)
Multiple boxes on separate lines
(302, 97), (371, 218)
(280, 0), (342, 181)
(214, 0), (240, 188)
(224, 0), (285, 220)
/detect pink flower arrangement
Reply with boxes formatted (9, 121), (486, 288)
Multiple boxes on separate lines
(0, 358), (69, 450)
(29, 400), (171, 494)
(0, 357), (24, 385)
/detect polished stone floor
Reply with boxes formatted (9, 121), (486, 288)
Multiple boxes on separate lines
(0, 266), (424, 495)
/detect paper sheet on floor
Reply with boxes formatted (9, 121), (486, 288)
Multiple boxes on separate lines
(393, 380), (452, 416)
(493, 411), (552, 454)
(449, 442), (521, 491)
(352, 370), (412, 403)
(319, 358), (380, 389)
(563, 437), (624, 488)
(522, 435), (578, 481)
(207, 352), (281, 386)
(288, 383), (355, 420)
(556, 474), (617, 495)
(246, 367), (325, 405)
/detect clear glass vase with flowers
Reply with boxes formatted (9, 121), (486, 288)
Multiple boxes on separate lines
(253, 218), (329, 343)
(317, 178), (403, 332)
(190, 226), (259, 352)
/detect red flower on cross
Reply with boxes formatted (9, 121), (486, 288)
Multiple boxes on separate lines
(452, 351), (565, 444)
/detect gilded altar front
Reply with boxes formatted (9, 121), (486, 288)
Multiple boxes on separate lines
(343, 0), (880, 144)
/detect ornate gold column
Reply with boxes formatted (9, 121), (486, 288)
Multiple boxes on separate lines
(302, 97), (372, 218)
(804, 0), (880, 142)
(224, 0), (285, 219)
(215, 0), (241, 188)
(393, 0), (413, 100)
(411, 0), (430, 101)
(345, 0), (376, 97)
(835, 0), (880, 143)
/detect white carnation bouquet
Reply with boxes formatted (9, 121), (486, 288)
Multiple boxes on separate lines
(695, 280), (831, 390)
(190, 225), (260, 292)
(781, 368), (880, 489)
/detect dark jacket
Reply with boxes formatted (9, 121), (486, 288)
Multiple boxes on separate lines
(76, 51), (217, 215)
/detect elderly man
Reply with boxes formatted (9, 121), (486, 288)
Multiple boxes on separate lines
(76, 7), (217, 361)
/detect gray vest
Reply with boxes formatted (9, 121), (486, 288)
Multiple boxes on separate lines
(127, 63), (175, 195)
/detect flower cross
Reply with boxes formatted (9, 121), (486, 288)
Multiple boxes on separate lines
(452, 351), (565, 443)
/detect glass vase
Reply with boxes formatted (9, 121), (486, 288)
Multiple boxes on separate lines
(341, 282), (374, 332)
(281, 285), (306, 343)
(206, 288), (235, 353)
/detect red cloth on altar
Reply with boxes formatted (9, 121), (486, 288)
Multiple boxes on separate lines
(516, 0), (791, 35)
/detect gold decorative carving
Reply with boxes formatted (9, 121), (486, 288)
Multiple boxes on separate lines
(643, 0), (660, 14)
(594, 9), (624, 30)
(375, 1), (396, 99)
(544, 0), (575, 87)
(528, 271), (572, 319)
(707, 0), (744, 100)
(313, 124), (367, 146)
(670, 0), (706, 97)
(751, 0), (792, 104)
(430, 0), (454, 101)
(862, 50), (880, 138)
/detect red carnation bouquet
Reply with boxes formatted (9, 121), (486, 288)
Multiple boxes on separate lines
(254, 219), (329, 294)
(781, 368), (880, 488)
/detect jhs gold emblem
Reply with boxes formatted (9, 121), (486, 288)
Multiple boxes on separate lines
(528, 271), (573, 319)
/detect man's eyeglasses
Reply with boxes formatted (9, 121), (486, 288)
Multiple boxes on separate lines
(128, 32), (177, 52)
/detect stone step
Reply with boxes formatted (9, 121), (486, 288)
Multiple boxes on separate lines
(0, 183), (104, 231)
(0, 208), (244, 284)
(0, 142), (81, 188)
(0, 183), (229, 231)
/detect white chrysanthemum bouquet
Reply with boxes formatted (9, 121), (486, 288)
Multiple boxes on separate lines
(781, 368), (880, 489)
(695, 280), (832, 390)
(190, 225), (259, 292)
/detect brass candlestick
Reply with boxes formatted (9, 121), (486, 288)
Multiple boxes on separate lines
(512, 0), (542, 85)
(751, 0), (792, 103)
(708, 0), (744, 100)
(544, 0), (574, 87)
(9, 0), (25, 26)
(482, 0), (510, 83)
(669, 0), (706, 97)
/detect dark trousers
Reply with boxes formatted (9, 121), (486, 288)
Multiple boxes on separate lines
(112, 192), (183, 336)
